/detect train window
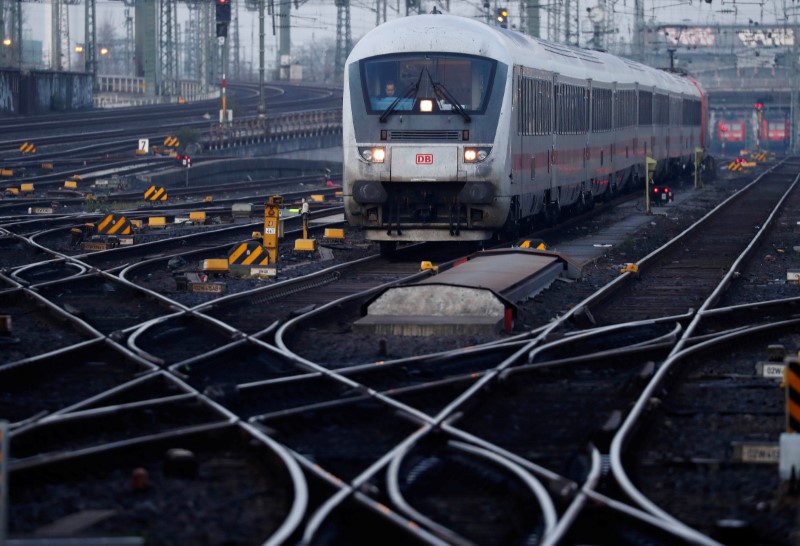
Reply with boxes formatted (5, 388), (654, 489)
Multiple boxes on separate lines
(654, 94), (669, 125)
(360, 53), (497, 115)
(554, 83), (587, 135)
(638, 91), (653, 126)
(591, 87), (612, 132)
(517, 76), (552, 136)
(614, 89), (636, 129)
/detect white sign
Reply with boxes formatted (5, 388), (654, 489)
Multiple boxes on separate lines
(756, 362), (785, 379)
(138, 138), (149, 153)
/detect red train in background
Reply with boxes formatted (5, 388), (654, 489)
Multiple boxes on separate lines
(761, 118), (789, 153)
(717, 120), (745, 143)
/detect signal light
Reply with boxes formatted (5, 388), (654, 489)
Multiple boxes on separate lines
(754, 102), (763, 110)
(216, 0), (231, 22)
(496, 7), (508, 28)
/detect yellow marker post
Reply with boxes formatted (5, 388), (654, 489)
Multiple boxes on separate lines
(263, 196), (283, 265)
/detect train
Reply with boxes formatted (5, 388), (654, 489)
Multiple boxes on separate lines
(342, 14), (709, 250)
(717, 120), (746, 144)
(760, 118), (789, 153)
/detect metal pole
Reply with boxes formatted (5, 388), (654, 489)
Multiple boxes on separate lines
(792, 12), (798, 154)
(258, 0), (265, 114)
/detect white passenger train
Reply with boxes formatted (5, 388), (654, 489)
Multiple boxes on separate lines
(342, 14), (708, 250)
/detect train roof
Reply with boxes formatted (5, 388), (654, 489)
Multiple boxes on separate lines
(347, 14), (701, 98)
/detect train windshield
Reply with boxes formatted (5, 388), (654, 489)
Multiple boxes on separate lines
(360, 53), (496, 115)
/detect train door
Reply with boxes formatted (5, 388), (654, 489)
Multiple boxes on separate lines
(515, 66), (530, 225)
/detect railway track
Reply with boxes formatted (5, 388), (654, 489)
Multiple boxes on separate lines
(577, 160), (798, 325)
(4, 158), (800, 544)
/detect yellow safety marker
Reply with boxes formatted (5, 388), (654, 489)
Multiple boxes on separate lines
(518, 239), (546, 250)
(189, 211), (206, 223)
(0, 169), (13, 177)
(19, 141), (36, 154)
(228, 241), (270, 266)
(97, 213), (132, 236)
(323, 228), (345, 240)
(202, 259), (229, 273)
(64, 180), (78, 189)
(420, 261), (439, 272)
(310, 194), (325, 202)
(163, 136), (180, 148)
(148, 217), (167, 228)
(620, 263), (639, 275)
(19, 183), (33, 193)
(294, 239), (317, 252)
(144, 186), (168, 201)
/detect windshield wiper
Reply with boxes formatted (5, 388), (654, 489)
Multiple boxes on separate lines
(431, 77), (471, 123)
(379, 69), (425, 123)
(379, 84), (416, 123)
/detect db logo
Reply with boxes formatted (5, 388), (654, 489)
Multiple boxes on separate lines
(416, 154), (434, 165)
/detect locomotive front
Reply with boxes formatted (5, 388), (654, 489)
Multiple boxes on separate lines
(342, 16), (512, 248)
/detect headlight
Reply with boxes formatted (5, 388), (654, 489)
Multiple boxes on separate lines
(359, 147), (385, 163)
(463, 147), (491, 163)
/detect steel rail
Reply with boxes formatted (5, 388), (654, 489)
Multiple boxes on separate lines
(384, 438), (558, 545)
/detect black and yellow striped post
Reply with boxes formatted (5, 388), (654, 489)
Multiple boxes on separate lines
(96, 213), (133, 236)
(144, 186), (168, 202)
(782, 354), (800, 480)
(786, 355), (800, 433)
(163, 136), (180, 148)
(19, 141), (36, 154)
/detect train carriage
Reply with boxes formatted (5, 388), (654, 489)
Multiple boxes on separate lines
(342, 14), (707, 248)
(761, 119), (789, 153)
